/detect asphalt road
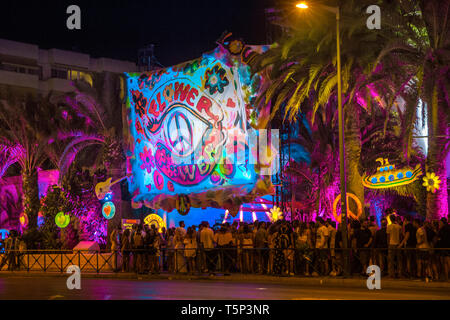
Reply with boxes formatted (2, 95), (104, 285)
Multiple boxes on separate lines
(0, 276), (448, 300)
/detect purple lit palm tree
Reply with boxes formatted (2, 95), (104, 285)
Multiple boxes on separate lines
(0, 94), (68, 229)
(375, 0), (450, 219)
(56, 72), (125, 185)
(250, 0), (403, 215)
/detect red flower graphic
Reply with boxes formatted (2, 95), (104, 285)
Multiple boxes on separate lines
(139, 146), (154, 173)
(135, 119), (145, 136)
(131, 90), (148, 118)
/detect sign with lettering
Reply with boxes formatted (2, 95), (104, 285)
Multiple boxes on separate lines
(125, 42), (272, 213)
(121, 219), (140, 230)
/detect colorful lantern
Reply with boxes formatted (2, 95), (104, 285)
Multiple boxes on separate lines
(102, 201), (116, 220)
(19, 213), (28, 228)
(362, 158), (422, 189)
(55, 212), (70, 228)
(422, 172), (441, 193)
(176, 194), (191, 216)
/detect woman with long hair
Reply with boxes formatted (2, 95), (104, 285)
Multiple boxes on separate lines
(184, 227), (197, 274)
(167, 228), (175, 273)
(272, 222), (286, 275)
(240, 224), (254, 273)
(121, 229), (131, 272)
(174, 226), (187, 273)
(295, 222), (311, 276)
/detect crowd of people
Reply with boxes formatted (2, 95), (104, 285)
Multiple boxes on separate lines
(109, 210), (450, 281)
(0, 230), (27, 271)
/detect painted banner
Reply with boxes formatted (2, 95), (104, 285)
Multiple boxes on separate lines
(125, 38), (274, 213)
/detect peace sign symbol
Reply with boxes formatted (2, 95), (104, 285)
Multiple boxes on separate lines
(167, 111), (193, 157)
(332, 193), (362, 223)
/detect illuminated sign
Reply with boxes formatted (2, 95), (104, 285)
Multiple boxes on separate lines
(143, 214), (166, 232)
(121, 219), (140, 230)
(102, 201), (116, 220)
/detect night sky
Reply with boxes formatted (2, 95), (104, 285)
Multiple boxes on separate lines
(0, 0), (274, 67)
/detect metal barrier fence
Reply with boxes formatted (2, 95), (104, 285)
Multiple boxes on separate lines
(0, 248), (448, 279)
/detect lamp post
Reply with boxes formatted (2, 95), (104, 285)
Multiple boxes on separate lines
(296, 2), (349, 276)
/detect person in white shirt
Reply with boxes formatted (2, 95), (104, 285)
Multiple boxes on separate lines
(313, 218), (329, 276)
(414, 218), (430, 279)
(386, 214), (403, 278)
(327, 221), (338, 276)
(200, 222), (216, 274)
(174, 221), (187, 273)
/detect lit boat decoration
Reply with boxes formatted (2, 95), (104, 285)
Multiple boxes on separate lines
(362, 158), (422, 189)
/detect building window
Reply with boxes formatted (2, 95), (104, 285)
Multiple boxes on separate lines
(68, 69), (92, 86)
(51, 68), (68, 79)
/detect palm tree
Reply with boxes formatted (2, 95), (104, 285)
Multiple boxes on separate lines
(375, 0), (450, 219)
(0, 94), (66, 229)
(250, 0), (404, 214)
(56, 72), (125, 184)
(0, 141), (22, 179)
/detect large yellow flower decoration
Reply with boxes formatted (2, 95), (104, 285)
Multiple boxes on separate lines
(269, 206), (283, 222)
(422, 172), (441, 193)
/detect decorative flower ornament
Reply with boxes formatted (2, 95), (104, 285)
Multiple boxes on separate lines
(55, 212), (70, 228)
(204, 65), (229, 95)
(269, 206), (283, 222)
(139, 145), (154, 173)
(422, 172), (441, 193)
(229, 40), (244, 55)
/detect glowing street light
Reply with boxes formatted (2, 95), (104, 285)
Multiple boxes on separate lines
(295, 1), (349, 277)
(296, 3), (308, 9)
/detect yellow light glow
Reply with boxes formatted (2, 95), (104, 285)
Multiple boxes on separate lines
(296, 3), (308, 9)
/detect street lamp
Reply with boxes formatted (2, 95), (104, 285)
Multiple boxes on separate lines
(295, 3), (308, 9)
(296, 2), (350, 276)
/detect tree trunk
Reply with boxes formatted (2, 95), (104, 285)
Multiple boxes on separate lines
(344, 104), (365, 220)
(426, 84), (449, 220)
(22, 168), (40, 230)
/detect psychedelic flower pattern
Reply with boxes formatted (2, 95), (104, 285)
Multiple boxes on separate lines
(229, 40), (244, 54)
(137, 70), (166, 91)
(135, 119), (145, 136)
(139, 146), (154, 173)
(131, 90), (148, 118)
(422, 172), (441, 193)
(204, 65), (229, 95)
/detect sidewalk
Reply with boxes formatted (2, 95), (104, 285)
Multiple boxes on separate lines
(1, 270), (449, 289)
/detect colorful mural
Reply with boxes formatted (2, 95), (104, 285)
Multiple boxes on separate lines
(125, 37), (274, 215)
